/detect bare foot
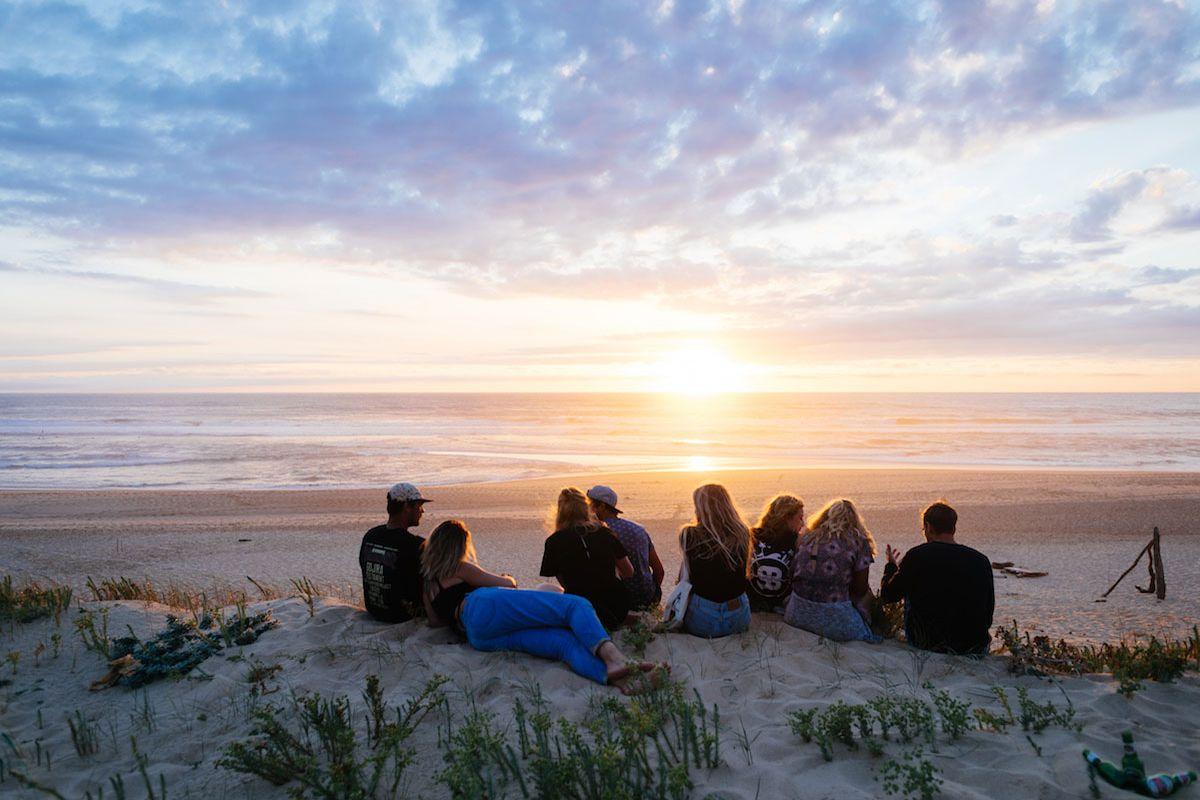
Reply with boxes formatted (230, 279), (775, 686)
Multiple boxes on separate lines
(615, 663), (671, 695)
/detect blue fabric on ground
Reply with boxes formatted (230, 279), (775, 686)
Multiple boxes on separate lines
(461, 587), (610, 684)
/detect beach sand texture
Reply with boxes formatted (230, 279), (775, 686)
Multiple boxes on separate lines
(1, 468), (1198, 798)
(1, 596), (1198, 799)
(3, 468), (1198, 642)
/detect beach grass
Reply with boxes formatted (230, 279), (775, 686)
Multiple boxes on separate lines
(996, 621), (1200, 689)
(0, 576), (72, 626)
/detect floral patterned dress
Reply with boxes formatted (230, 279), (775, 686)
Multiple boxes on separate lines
(784, 533), (881, 643)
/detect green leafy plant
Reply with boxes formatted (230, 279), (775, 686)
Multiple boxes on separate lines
(619, 614), (656, 657)
(879, 749), (943, 800)
(218, 674), (448, 799)
(74, 608), (112, 659)
(996, 621), (1198, 688)
(440, 676), (721, 800)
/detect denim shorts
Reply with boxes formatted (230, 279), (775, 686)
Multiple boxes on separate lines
(683, 592), (751, 638)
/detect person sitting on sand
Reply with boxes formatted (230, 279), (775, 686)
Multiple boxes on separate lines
(879, 500), (994, 655)
(422, 519), (662, 692)
(748, 494), (805, 612)
(588, 485), (665, 609)
(540, 487), (634, 628)
(784, 499), (882, 643)
(678, 484), (752, 638)
(359, 482), (430, 623)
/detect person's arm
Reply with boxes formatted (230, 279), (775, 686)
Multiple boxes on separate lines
(849, 568), (871, 601)
(878, 545), (910, 604)
(423, 587), (447, 628)
(458, 561), (517, 588)
(648, 544), (665, 587)
(615, 556), (634, 579)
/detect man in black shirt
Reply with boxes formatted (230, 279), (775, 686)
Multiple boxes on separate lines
(359, 482), (430, 623)
(879, 501), (994, 655)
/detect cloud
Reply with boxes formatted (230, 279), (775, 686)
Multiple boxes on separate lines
(0, 261), (265, 303)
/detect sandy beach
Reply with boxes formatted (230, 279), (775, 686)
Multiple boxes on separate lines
(2, 468), (1199, 799)
(3, 467), (1198, 642)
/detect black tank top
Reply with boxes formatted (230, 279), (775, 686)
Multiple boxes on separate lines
(431, 580), (475, 631)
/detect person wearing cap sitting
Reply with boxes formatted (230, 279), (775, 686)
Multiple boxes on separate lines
(359, 482), (430, 623)
(588, 485), (665, 609)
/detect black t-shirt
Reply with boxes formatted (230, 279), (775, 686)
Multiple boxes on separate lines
(748, 534), (796, 611)
(879, 541), (994, 655)
(683, 526), (748, 604)
(540, 523), (630, 628)
(359, 525), (425, 623)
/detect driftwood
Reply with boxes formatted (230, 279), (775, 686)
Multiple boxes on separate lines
(991, 561), (1047, 578)
(1097, 527), (1166, 601)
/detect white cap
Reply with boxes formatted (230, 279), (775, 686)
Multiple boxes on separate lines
(387, 482), (430, 503)
(586, 485), (622, 514)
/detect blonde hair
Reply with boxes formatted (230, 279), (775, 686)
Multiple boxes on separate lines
(421, 519), (477, 586)
(548, 487), (604, 534)
(752, 493), (805, 548)
(801, 499), (877, 556)
(680, 483), (751, 573)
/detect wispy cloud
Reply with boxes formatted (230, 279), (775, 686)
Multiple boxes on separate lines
(0, 261), (265, 303)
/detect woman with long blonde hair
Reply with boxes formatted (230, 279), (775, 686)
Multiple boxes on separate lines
(539, 487), (635, 628)
(676, 483), (752, 638)
(784, 498), (881, 642)
(422, 519), (662, 691)
(748, 494), (805, 612)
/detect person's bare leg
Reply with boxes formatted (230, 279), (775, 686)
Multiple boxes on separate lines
(596, 641), (667, 693)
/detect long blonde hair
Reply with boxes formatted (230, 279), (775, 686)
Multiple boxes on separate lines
(752, 493), (805, 549)
(680, 483), (751, 573)
(801, 499), (877, 556)
(421, 519), (477, 586)
(549, 487), (604, 534)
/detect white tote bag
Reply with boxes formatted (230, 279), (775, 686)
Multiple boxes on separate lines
(661, 535), (693, 631)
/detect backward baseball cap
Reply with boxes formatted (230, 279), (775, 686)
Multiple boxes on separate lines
(388, 482), (431, 503)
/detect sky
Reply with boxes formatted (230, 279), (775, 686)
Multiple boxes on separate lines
(1, 0), (1199, 393)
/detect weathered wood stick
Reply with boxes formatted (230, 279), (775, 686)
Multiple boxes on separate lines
(1100, 539), (1152, 599)
(1151, 526), (1166, 600)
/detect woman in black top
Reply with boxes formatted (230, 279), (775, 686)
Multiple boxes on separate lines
(539, 487), (635, 628)
(748, 494), (804, 612)
(422, 520), (662, 690)
(677, 484), (752, 638)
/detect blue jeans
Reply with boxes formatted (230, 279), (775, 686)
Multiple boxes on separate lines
(784, 594), (881, 643)
(683, 592), (751, 638)
(460, 588), (611, 684)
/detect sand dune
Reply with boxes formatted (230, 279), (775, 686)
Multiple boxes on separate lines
(1, 596), (1197, 799)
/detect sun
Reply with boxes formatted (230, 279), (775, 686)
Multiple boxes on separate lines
(652, 344), (747, 394)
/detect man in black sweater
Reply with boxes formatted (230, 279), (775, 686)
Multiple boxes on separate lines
(359, 482), (430, 623)
(879, 501), (994, 655)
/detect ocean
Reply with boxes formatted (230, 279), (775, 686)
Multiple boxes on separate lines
(1, 393), (1197, 489)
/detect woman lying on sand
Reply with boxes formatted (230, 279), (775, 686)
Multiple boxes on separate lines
(421, 519), (663, 692)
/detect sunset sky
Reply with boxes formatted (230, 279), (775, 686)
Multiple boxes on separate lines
(2, 0), (1199, 392)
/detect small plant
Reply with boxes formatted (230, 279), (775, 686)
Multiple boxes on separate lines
(5, 651), (18, 675)
(924, 684), (972, 740)
(0, 576), (72, 625)
(75, 608), (112, 659)
(218, 674), (448, 798)
(879, 749), (943, 800)
(868, 594), (906, 640)
(620, 614), (656, 657)
(1014, 686), (1080, 734)
(290, 577), (320, 617)
(68, 710), (100, 758)
(246, 660), (283, 697)
(996, 621), (1197, 689)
